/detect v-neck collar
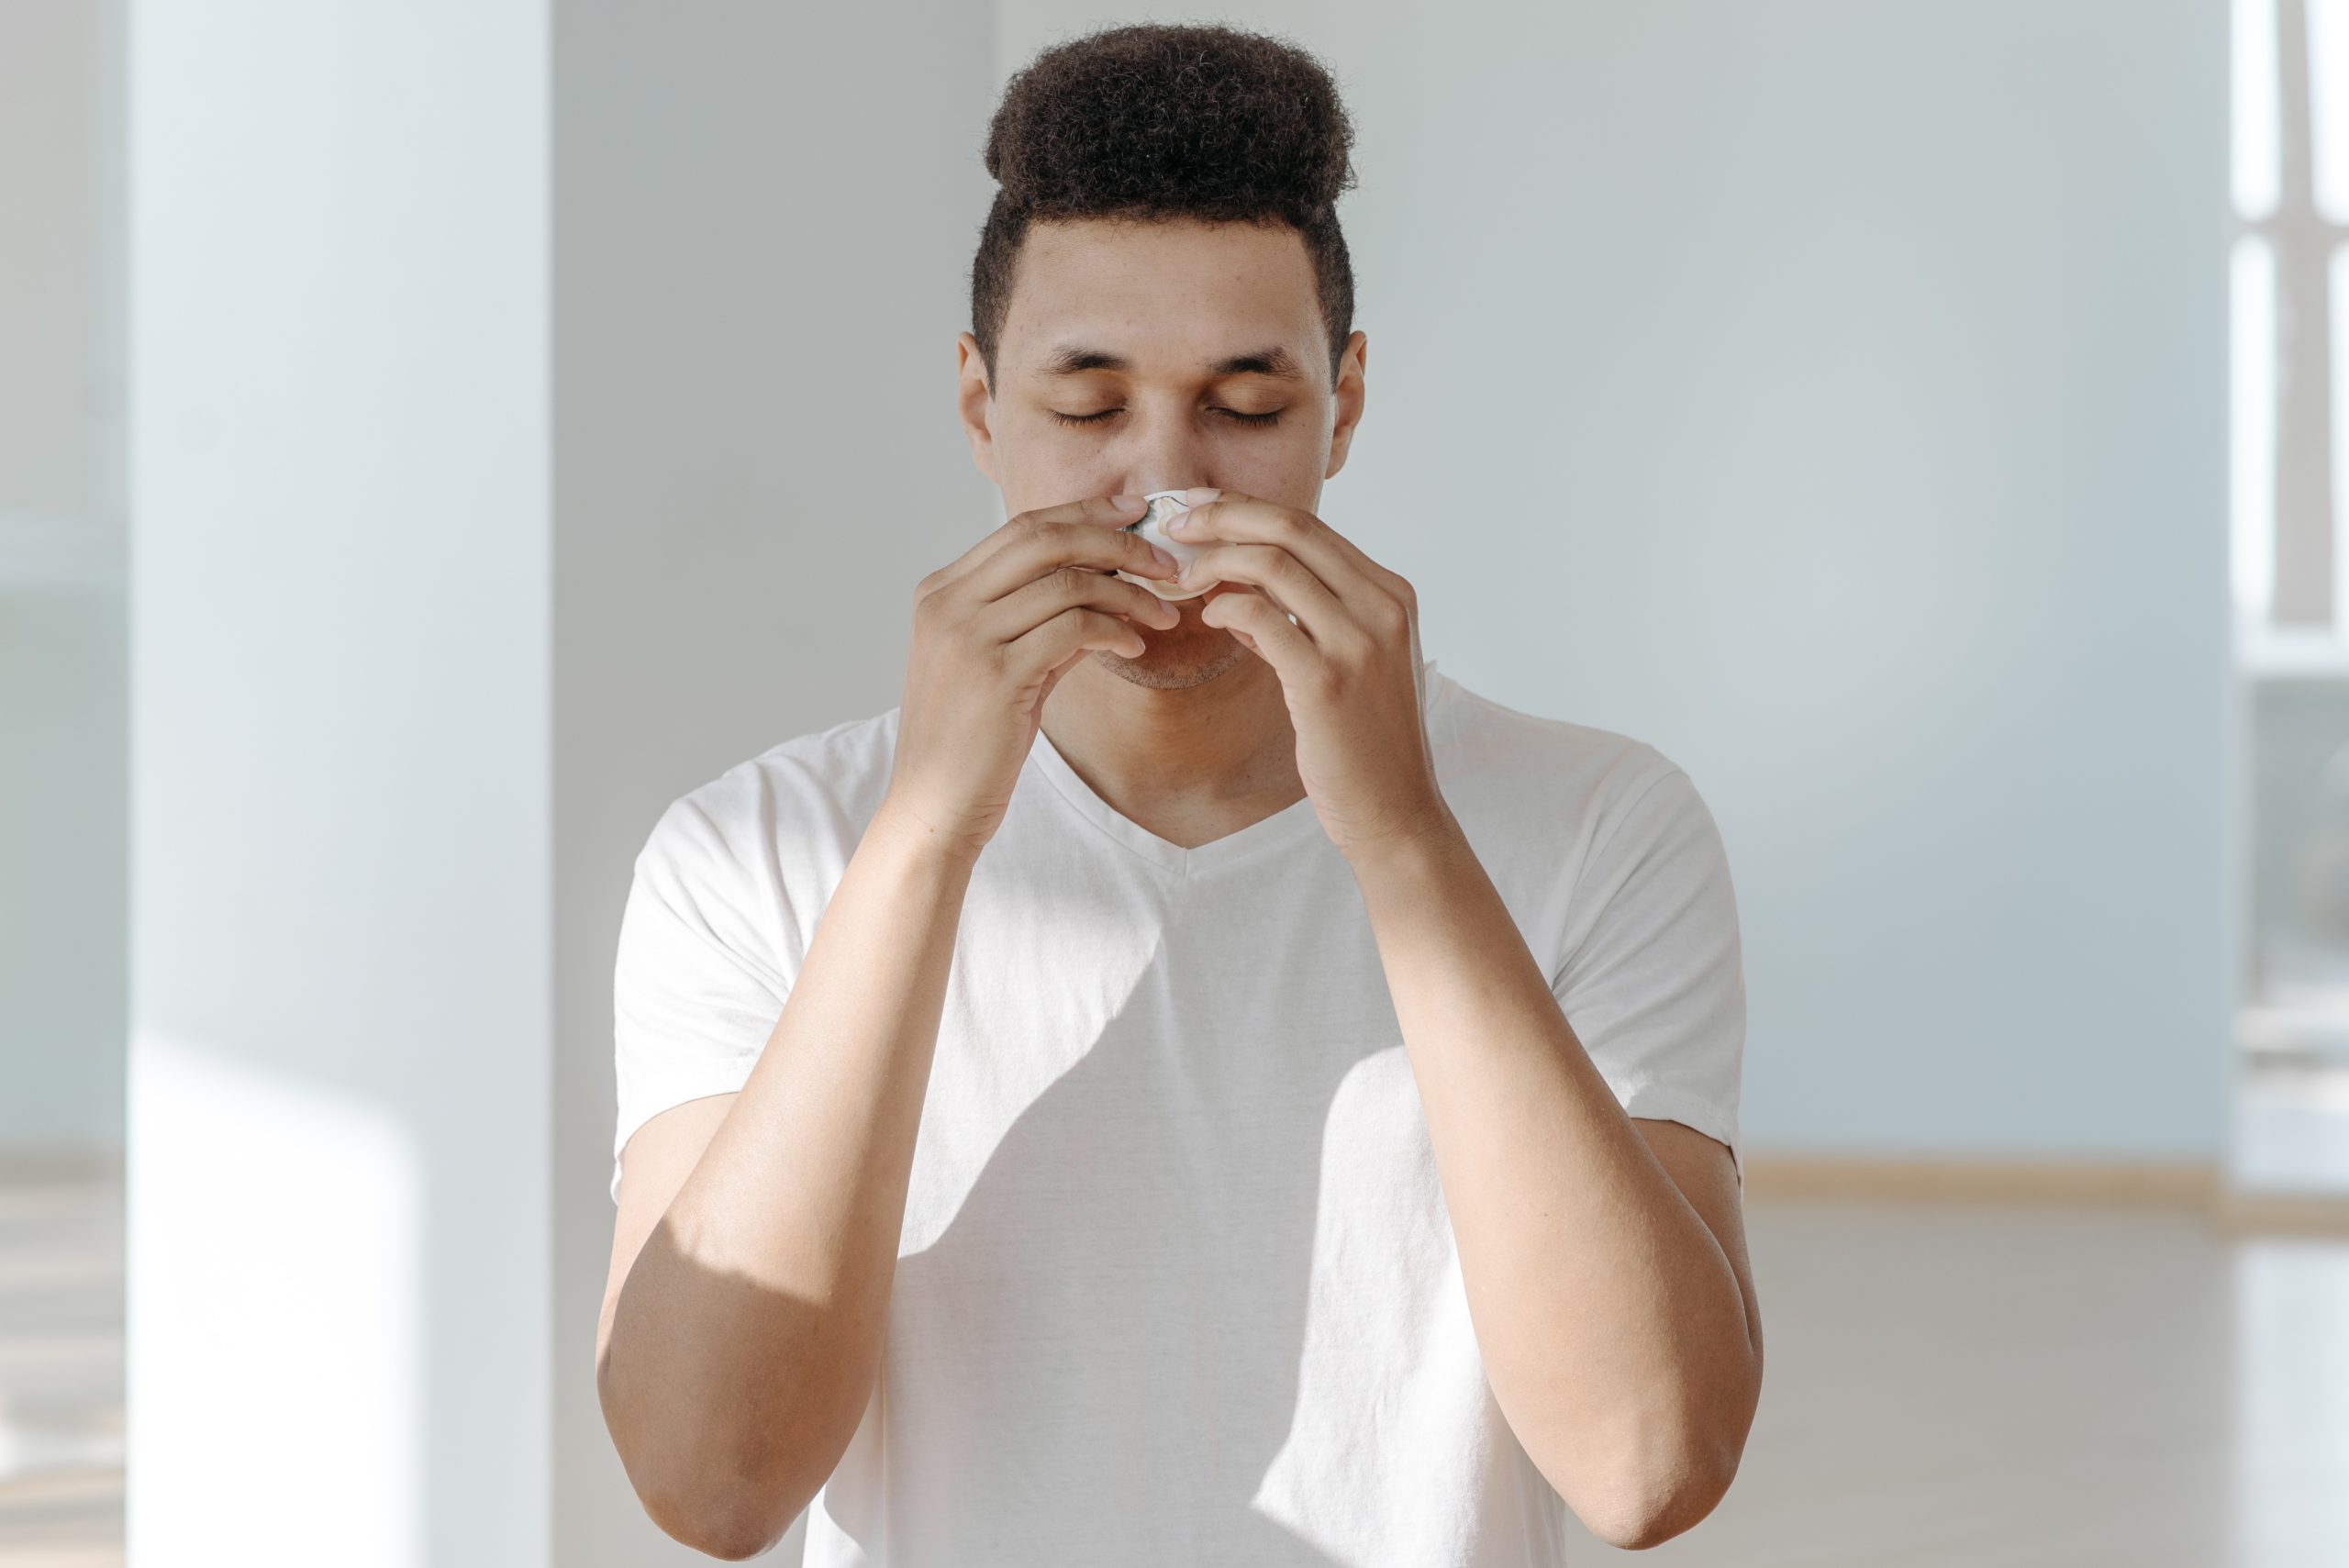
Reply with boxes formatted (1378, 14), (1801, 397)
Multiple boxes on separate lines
(1024, 658), (1451, 878)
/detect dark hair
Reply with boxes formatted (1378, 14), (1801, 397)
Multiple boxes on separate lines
(970, 22), (1359, 395)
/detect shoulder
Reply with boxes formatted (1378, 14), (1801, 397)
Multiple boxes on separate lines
(1428, 665), (1693, 853)
(638, 706), (902, 884)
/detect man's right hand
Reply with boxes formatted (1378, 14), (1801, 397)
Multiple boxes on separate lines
(880, 494), (1184, 862)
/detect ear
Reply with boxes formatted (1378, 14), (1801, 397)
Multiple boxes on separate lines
(1324, 329), (1367, 482)
(955, 331), (998, 484)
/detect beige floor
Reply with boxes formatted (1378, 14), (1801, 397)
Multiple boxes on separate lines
(4, 1174), (2345, 1565)
(1575, 1197), (2349, 1565)
(0, 1163), (121, 1568)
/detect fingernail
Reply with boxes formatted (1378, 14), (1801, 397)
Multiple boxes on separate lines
(1182, 486), (1221, 506)
(1111, 493), (1145, 511)
(1151, 546), (1178, 571)
(1165, 513), (1194, 536)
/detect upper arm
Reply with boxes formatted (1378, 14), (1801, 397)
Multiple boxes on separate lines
(596, 1092), (740, 1385)
(610, 789), (797, 1207)
(1556, 762), (1746, 1175)
(1631, 1115), (1761, 1369)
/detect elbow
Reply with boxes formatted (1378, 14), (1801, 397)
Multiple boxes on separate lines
(1545, 1346), (1762, 1550)
(629, 1429), (835, 1562)
(601, 1368), (829, 1560)
(1588, 1495), (1702, 1552)
(649, 1496), (796, 1562)
(1576, 1440), (1741, 1551)
(676, 1511), (794, 1558)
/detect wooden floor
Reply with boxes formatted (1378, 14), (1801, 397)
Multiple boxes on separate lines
(0, 1162), (121, 1568)
(1572, 1195), (2349, 1564)
(4, 1172), (2345, 1565)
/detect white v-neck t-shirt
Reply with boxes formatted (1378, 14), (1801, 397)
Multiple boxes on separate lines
(610, 657), (1745, 1566)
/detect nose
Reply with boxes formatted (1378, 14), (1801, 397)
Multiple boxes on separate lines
(1117, 398), (1218, 499)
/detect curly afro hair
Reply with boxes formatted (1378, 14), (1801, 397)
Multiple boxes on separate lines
(970, 22), (1359, 394)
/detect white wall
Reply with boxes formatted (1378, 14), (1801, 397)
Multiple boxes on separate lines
(128, 4), (550, 1562)
(0, 0), (126, 1151)
(550, 3), (997, 1562)
(0, 0), (118, 519)
(1002, 0), (2233, 1162)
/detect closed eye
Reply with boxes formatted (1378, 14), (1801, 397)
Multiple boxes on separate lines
(1050, 407), (1285, 428)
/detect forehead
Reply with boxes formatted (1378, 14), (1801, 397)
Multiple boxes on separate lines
(1001, 217), (1323, 377)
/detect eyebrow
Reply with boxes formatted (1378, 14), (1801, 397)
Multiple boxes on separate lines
(1039, 343), (1307, 381)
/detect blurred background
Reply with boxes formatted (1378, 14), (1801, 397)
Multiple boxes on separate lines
(3, 0), (2343, 1563)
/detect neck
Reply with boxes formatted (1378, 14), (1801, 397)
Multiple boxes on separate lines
(1040, 652), (1303, 823)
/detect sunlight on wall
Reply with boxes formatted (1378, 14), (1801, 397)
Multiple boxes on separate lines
(2310, 0), (2349, 219)
(2240, 0), (2279, 219)
(126, 1030), (421, 1568)
(2237, 233), (2278, 625)
(2232, 1240), (2349, 1556)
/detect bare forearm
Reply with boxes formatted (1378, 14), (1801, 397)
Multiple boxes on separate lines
(1348, 813), (1756, 1516)
(603, 797), (976, 1532)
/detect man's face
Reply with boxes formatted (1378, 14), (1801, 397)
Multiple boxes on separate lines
(955, 216), (1367, 691)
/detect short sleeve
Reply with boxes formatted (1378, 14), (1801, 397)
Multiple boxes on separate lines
(1551, 764), (1746, 1182)
(610, 792), (793, 1204)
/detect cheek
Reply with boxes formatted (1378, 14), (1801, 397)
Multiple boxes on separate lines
(1212, 442), (1325, 506)
(993, 444), (1116, 512)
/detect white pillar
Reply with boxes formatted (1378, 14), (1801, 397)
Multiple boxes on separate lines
(128, 5), (550, 1564)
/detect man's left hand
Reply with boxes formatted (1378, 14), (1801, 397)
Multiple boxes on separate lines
(1168, 489), (1452, 861)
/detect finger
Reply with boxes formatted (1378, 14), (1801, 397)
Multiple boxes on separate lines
(963, 499), (1181, 603)
(1198, 586), (1318, 676)
(927, 494), (1147, 589)
(977, 562), (1183, 646)
(1170, 492), (1397, 619)
(1180, 542), (1361, 652)
(1006, 605), (1149, 676)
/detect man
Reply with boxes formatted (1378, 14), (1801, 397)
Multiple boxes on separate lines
(596, 21), (1760, 1564)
